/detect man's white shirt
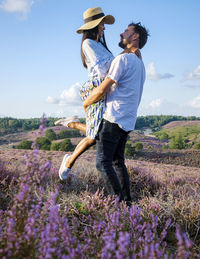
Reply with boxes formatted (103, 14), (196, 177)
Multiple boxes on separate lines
(103, 53), (145, 132)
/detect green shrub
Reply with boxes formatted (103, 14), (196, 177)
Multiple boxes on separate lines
(185, 143), (193, 149)
(50, 142), (61, 151)
(147, 144), (152, 150)
(59, 139), (74, 152)
(35, 137), (51, 150)
(134, 142), (143, 151)
(125, 142), (135, 156)
(159, 132), (169, 140)
(45, 129), (57, 141)
(184, 138), (190, 144)
(57, 129), (81, 139)
(16, 140), (33, 150)
(193, 142), (200, 149)
(162, 144), (169, 149)
(169, 134), (185, 149)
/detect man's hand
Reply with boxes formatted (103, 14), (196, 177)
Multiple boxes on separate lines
(83, 78), (115, 111)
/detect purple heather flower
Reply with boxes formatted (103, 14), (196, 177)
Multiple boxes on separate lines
(116, 231), (130, 258)
(39, 113), (47, 133)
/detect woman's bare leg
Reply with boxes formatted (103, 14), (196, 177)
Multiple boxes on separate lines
(68, 122), (86, 135)
(66, 137), (95, 168)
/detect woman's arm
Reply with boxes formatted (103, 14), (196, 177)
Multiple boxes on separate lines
(83, 78), (115, 113)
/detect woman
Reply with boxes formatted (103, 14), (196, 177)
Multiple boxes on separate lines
(56, 7), (139, 180)
(55, 7), (115, 180)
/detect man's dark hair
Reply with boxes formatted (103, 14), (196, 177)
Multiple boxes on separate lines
(81, 26), (112, 68)
(129, 22), (149, 49)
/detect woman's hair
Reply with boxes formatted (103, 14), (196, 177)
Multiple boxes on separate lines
(81, 25), (111, 68)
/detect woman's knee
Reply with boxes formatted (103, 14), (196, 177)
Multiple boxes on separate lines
(87, 138), (96, 146)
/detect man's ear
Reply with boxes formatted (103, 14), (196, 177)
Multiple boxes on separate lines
(133, 33), (139, 40)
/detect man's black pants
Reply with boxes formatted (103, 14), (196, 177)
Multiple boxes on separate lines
(96, 119), (131, 202)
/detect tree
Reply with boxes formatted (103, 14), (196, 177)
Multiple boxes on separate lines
(45, 129), (57, 141)
(169, 134), (185, 149)
(35, 137), (51, 150)
(59, 139), (74, 152)
(57, 129), (81, 139)
(57, 129), (71, 139)
(50, 142), (61, 151)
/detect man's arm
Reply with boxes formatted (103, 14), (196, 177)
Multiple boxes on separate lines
(83, 78), (115, 113)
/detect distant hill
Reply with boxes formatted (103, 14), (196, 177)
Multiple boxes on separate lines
(162, 120), (200, 129)
(154, 121), (200, 150)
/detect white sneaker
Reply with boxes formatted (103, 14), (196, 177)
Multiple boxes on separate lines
(59, 154), (71, 180)
(54, 116), (80, 127)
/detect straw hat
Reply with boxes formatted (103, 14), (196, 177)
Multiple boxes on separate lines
(76, 7), (115, 34)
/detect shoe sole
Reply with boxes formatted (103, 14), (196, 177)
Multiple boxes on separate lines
(59, 154), (70, 180)
(55, 117), (80, 126)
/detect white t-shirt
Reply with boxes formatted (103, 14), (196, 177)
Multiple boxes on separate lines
(82, 39), (114, 79)
(103, 53), (145, 132)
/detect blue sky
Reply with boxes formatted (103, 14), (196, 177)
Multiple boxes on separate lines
(0, 0), (200, 118)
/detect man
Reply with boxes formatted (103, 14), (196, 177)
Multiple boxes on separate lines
(83, 22), (149, 205)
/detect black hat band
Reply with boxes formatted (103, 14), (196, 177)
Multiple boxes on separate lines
(84, 13), (105, 24)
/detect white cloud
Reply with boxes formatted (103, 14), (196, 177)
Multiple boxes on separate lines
(46, 82), (82, 107)
(149, 98), (163, 109)
(46, 96), (59, 104)
(138, 98), (175, 115)
(189, 95), (200, 108)
(185, 65), (200, 80)
(0, 0), (34, 17)
(146, 62), (174, 81)
(183, 84), (200, 89)
(59, 83), (82, 106)
(138, 97), (200, 117)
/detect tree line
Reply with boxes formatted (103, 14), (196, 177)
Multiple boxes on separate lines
(1, 115), (200, 136)
(0, 117), (54, 135)
(135, 115), (200, 130)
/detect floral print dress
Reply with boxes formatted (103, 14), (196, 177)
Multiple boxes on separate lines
(80, 39), (114, 139)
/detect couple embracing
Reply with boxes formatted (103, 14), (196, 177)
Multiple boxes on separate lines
(55, 7), (149, 205)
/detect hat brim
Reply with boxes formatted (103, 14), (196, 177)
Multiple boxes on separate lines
(76, 15), (115, 34)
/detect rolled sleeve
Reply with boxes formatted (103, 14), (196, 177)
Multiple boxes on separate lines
(106, 55), (125, 83)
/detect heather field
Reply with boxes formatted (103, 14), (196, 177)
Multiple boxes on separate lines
(0, 126), (68, 149)
(134, 149), (200, 167)
(0, 146), (200, 258)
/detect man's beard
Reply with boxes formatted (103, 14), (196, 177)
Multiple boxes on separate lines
(118, 40), (126, 49)
(119, 33), (135, 49)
